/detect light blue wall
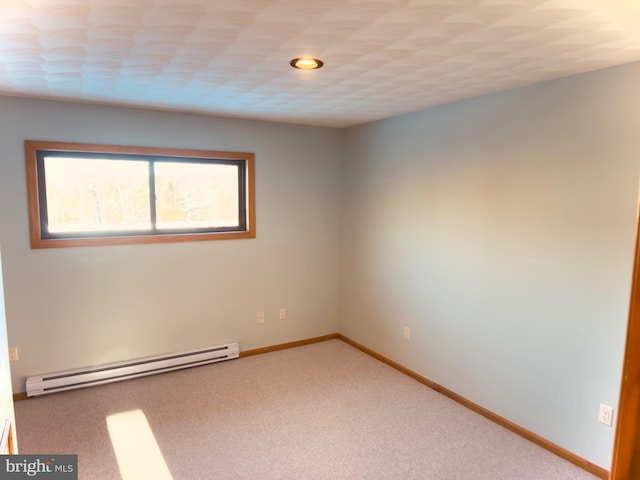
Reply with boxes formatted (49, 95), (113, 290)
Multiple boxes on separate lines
(0, 97), (344, 393)
(340, 62), (640, 468)
(0, 248), (17, 452)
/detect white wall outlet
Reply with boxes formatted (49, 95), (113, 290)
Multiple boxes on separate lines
(8, 347), (18, 362)
(279, 308), (286, 320)
(404, 327), (411, 340)
(598, 403), (614, 426)
(257, 312), (265, 324)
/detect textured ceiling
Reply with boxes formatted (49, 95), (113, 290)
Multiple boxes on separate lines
(1, 0), (639, 128)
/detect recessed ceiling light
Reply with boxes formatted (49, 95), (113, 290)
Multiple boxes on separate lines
(290, 57), (324, 70)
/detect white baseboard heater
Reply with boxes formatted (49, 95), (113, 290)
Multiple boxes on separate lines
(25, 342), (239, 397)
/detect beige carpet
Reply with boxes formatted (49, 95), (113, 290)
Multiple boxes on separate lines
(14, 339), (599, 479)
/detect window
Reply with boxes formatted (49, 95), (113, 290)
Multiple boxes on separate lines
(25, 141), (255, 248)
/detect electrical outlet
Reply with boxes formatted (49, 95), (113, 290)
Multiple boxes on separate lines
(8, 347), (18, 362)
(279, 308), (286, 320)
(598, 404), (614, 426)
(257, 312), (265, 325)
(404, 327), (410, 340)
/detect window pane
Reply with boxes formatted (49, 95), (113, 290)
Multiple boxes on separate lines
(43, 157), (151, 234)
(154, 162), (240, 230)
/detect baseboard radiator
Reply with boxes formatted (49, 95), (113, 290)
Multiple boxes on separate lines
(25, 342), (239, 397)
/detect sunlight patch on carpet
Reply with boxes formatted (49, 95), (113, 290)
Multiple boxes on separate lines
(106, 409), (173, 480)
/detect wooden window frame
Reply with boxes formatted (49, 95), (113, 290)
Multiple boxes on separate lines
(25, 141), (256, 248)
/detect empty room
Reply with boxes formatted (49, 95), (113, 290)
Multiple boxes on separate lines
(0, 1), (639, 479)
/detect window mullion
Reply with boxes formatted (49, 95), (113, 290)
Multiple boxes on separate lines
(148, 159), (157, 232)
(238, 162), (247, 231)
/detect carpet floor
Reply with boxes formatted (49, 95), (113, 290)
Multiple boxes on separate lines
(14, 339), (600, 479)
